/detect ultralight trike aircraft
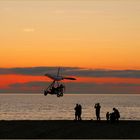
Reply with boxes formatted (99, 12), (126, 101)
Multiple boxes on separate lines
(44, 68), (76, 97)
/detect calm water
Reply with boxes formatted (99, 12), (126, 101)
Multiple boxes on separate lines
(0, 94), (140, 120)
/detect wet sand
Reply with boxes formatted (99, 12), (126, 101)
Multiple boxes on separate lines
(0, 120), (140, 139)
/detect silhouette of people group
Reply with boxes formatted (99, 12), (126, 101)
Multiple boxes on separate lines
(107, 108), (120, 122)
(74, 104), (82, 121)
(74, 103), (120, 122)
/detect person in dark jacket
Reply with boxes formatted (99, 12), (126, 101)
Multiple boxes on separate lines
(94, 103), (101, 120)
(113, 108), (120, 121)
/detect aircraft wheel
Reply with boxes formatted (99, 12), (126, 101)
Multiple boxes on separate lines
(44, 90), (48, 96)
(57, 94), (60, 97)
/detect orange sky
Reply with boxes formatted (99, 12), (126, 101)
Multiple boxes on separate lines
(0, 1), (140, 93)
(0, 0), (140, 69)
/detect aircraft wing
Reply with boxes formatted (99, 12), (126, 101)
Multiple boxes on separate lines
(63, 77), (76, 80)
(44, 74), (56, 80)
(45, 74), (76, 81)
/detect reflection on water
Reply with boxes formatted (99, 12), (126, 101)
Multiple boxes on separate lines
(0, 94), (140, 120)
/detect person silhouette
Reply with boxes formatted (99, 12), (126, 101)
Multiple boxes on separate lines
(58, 84), (65, 96)
(106, 112), (110, 121)
(74, 104), (79, 120)
(59, 84), (65, 91)
(110, 112), (116, 122)
(113, 108), (120, 121)
(51, 86), (56, 94)
(78, 104), (82, 121)
(94, 103), (101, 120)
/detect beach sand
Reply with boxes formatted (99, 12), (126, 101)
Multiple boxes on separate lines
(0, 120), (140, 139)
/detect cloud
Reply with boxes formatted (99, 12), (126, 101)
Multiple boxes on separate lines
(0, 81), (48, 93)
(0, 67), (140, 78)
(0, 67), (78, 76)
(69, 69), (140, 78)
(23, 28), (35, 32)
(10, 81), (47, 88)
(1, 81), (139, 94)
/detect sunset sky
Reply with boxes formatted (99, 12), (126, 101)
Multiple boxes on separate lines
(0, 0), (140, 93)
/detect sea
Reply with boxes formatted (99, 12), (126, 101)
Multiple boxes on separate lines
(0, 94), (140, 120)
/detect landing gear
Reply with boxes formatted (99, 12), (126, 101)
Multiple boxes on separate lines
(44, 90), (48, 96)
(57, 92), (63, 97)
(44, 81), (65, 97)
(44, 88), (63, 97)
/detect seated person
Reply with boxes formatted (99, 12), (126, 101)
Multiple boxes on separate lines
(51, 86), (58, 94)
(59, 84), (65, 92)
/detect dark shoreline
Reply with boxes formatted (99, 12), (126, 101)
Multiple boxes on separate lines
(0, 120), (140, 139)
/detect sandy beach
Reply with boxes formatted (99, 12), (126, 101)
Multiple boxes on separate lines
(0, 120), (140, 139)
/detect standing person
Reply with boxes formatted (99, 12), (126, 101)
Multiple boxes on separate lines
(94, 103), (101, 120)
(106, 112), (110, 121)
(78, 104), (82, 121)
(74, 104), (79, 120)
(110, 112), (116, 123)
